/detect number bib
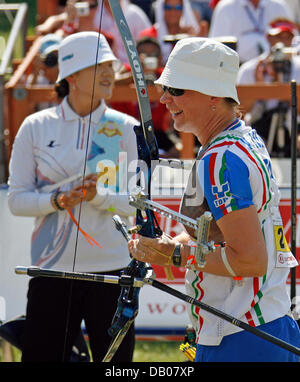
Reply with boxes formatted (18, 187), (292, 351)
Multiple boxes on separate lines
(273, 217), (298, 268)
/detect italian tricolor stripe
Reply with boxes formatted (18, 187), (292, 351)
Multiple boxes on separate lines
(204, 136), (272, 214)
(191, 271), (204, 337)
(244, 276), (266, 326)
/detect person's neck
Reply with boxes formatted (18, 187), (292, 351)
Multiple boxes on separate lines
(67, 93), (101, 117)
(248, 0), (260, 9)
(197, 114), (236, 147)
(166, 22), (181, 35)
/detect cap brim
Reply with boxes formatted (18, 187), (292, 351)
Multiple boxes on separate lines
(154, 59), (240, 104)
(56, 58), (122, 83)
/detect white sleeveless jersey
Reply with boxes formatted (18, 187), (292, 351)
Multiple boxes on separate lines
(184, 119), (298, 345)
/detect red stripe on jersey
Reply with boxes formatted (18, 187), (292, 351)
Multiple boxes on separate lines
(204, 140), (267, 213)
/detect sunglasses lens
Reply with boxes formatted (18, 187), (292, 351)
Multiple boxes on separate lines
(44, 52), (58, 67)
(172, 88), (185, 96)
(164, 4), (183, 11)
(162, 85), (185, 96)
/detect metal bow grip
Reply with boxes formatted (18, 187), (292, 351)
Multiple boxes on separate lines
(195, 212), (215, 267)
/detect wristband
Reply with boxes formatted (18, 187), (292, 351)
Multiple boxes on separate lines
(172, 243), (182, 267)
(220, 246), (237, 277)
(52, 191), (64, 211)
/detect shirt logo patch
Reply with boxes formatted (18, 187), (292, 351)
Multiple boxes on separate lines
(97, 121), (122, 137)
(47, 140), (60, 148)
(212, 182), (231, 208)
(62, 53), (74, 62)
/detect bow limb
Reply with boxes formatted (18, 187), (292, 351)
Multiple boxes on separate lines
(108, 0), (158, 159)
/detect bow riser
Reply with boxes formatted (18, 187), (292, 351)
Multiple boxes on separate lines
(133, 125), (162, 237)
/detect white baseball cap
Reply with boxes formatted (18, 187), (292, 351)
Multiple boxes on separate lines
(155, 37), (240, 104)
(57, 31), (121, 82)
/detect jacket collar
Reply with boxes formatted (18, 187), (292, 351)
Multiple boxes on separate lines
(60, 96), (106, 124)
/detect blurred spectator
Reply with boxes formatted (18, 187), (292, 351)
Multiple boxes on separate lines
(70, 0), (100, 34)
(93, 0), (152, 64)
(285, 0), (300, 28)
(131, 0), (156, 22)
(139, 0), (203, 64)
(26, 34), (62, 86)
(111, 36), (180, 157)
(35, 0), (99, 36)
(209, 0), (294, 64)
(35, 0), (150, 64)
(22, 34), (62, 111)
(56, 0), (80, 37)
(190, 0), (213, 23)
(237, 18), (300, 156)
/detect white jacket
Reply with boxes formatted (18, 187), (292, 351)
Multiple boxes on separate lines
(8, 97), (139, 272)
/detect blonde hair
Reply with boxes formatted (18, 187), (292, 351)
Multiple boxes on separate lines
(224, 97), (242, 118)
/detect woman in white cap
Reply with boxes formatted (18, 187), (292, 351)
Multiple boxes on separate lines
(128, 37), (300, 362)
(8, 31), (138, 361)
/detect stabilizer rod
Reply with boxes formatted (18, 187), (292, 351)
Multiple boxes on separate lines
(145, 277), (300, 357)
(15, 266), (300, 357)
(15, 266), (145, 288)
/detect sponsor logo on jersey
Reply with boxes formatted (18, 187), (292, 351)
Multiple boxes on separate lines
(212, 181), (231, 208)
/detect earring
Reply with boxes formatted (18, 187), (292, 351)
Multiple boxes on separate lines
(211, 105), (216, 111)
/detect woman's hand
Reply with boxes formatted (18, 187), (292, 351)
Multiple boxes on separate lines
(65, 0), (77, 23)
(73, 173), (98, 202)
(57, 173), (98, 209)
(128, 233), (176, 266)
(255, 56), (278, 83)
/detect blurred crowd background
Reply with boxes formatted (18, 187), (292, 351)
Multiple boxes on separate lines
(2, 0), (300, 159)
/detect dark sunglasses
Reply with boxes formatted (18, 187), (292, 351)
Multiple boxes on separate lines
(162, 85), (185, 97)
(164, 4), (183, 11)
(43, 52), (58, 67)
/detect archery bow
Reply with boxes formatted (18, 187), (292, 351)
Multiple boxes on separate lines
(101, 0), (175, 361)
(107, 0), (177, 273)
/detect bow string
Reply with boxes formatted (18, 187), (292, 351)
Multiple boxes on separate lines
(61, 0), (107, 359)
(66, 0), (171, 360)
